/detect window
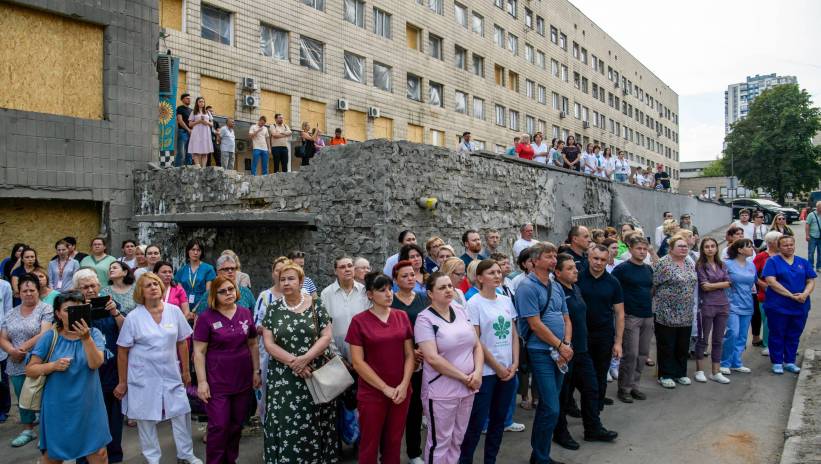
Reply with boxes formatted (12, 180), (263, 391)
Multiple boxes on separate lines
(260, 24), (288, 60)
(538, 85), (546, 104)
(430, 129), (444, 146)
(201, 5), (232, 45)
(419, 0), (443, 15)
(471, 13), (484, 36)
(551, 59), (559, 77)
(572, 42), (580, 59)
(494, 25), (505, 48)
(561, 128), (569, 141)
(373, 8), (391, 38)
(526, 79), (535, 99)
(591, 54), (598, 70)
(508, 71), (519, 92)
(494, 64), (505, 86)
(509, 110), (519, 130)
(495, 104), (506, 126)
(524, 44), (534, 63)
(536, 16), (545, 35)
(373, 62), (391, 91)
(574, 102), (580, 119)
(472, 54), (484, 77)
(526, 115), (535, 134)
(552, 92), (559, 110)
(455, 90), (467, 114)
(506, 0), (517, 17)
(524, 8), (533, 28)
(561, 64), (568, 82)
(429, 34), (443, 60)
(550, 26), (558, 44)
(581, 47), (588, 64)
(593, 110), (599, 127)
(343, 0), (364, 27)
(539, 119), (547, 134)
(582, 106), (589, 122)
(406, 24), (421, 50)
(453, 45), (467, 70)
(536, 51), (545, 69)
(429, 81), (443, 107)
(573, 72), (580, 89)
(473, 97), (485, 120)
(559, 32), (567, 50)
(561, 96), (569, 113)
(454, 3), (467, 28)
(299, 36), (324, 70)
(507, 33), (518, 55)
(407, 74), (421, 100)
(343, 51), (364, 83)
(302, 0), (324, 10)
(581, 77), (588, 94)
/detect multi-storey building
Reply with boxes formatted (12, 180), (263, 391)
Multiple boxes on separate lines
(159, 0), (681, 183)
(725, 73), (797, 133)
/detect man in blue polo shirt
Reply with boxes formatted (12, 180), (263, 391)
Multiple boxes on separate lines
(460, 229), (487, 267)
(576, 245), (623, 440)
(515, 242), (572, 464)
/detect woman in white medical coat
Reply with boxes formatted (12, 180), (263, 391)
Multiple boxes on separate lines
(113, 273), (203, 464)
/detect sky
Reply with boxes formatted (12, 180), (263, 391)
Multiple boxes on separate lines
(569, 0), (821, 162)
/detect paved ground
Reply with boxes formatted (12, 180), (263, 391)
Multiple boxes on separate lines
(3, 224), (820, 463)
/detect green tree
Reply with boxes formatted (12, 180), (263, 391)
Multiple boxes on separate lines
(701, 159), (726, 177)
(722, 84), (821, 204)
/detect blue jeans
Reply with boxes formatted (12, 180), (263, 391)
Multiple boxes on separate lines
(808, 237), (821, 269)
(459, 374), (517, 464)
(175, 130), (191, 167)
(528, 348), (564, 464)
(481, 374), (518, 431)
(720, 313), (753, 368)
(615, 173), (628, 183)
(252, 149), (269, 175)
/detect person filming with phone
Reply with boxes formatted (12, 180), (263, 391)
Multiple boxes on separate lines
(25, 291), (110, 463)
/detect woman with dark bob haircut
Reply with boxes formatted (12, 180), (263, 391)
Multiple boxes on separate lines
(175, 239), (216, 314)
(101, 261), (137, 315)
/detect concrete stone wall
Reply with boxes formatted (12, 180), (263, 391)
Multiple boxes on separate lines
(0, 0), (158, 249)
(135, 140), (731, 294)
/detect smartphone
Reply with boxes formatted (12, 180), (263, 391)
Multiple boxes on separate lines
(68, 304), (92, 329)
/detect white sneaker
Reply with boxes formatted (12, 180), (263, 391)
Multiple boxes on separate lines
(694, 371), (707, 383)
(761, 348), (770, 356)
(675, 377), (692, 385)
(607, 371), (614, 382)
(409, 457), (425, 464)
(658, 378), (676, 389)
(719, 367), (732, 375)
(504, 422), (526, 432)
(731, 366), (752, 373)
(180, 458), (203, 464)
(709, 372), (731, 384)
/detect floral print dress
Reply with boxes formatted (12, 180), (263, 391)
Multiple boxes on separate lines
(262, 298), (337, 464)
(652, 255), (698, 327)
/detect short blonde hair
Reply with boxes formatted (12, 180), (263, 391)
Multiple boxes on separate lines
(662, 219), (679, 236)
(437, 245), (456, 258)
(133, 272), (165, 305)
(278, 263), (305, 284)
(466, 259), (481, 285)
(677, 229), (693, 239)
(221, 249), (242, 270)
(440, 257), (465, 276)
(271, 256), (292, 271)
(425, 236), (445, 253)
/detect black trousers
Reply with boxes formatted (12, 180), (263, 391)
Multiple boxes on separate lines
(554, 351), (601, 437)
(655, 322), (691, 379)
(405, 370), (423, 459)
(588, 337), (614, 412)
(272, 146), (289, 173)
(751, 294), (762, 337)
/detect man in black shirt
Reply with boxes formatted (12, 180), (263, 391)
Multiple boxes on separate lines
(566, 225), (590, 271)
(577, 245), (624, 424)
(553, 254), (617, 450)
(175, 93), (192, 166)
(654, 164), (671, 190)
(611, 235), (654, 403)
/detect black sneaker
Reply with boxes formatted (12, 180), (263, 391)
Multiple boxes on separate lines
(630, 389), (647, 400)
(584, 428), (619, 442)
(617, 390), (634, 403)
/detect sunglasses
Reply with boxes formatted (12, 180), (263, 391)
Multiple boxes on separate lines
(216, 288), (235, 295)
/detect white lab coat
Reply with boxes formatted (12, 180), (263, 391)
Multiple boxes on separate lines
(117, 303), (193, 421)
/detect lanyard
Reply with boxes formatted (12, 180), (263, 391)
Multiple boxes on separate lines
(187, 265), (199, 290)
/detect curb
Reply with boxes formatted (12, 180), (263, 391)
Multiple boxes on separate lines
(779, 348), (816, 464)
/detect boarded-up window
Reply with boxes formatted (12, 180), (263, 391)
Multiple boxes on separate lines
(0, 199), (100, 259)
(343, 110), (366, 142)
(407, 124), (424, 143)
(372, 117), (393, 140)
(0, 3), (103, 119)
(260, 90), (291, 123)
(177, 70), (188, 101)
(299, 98), (326, 132)
(200, 76), (236, 118)
(160, 0), (183, 30)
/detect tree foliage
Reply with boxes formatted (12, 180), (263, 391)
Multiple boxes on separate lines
(722, 84), (821, 204)
(701, 159), (726, 177)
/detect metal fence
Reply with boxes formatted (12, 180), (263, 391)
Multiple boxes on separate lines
(570, 213), (608, 230)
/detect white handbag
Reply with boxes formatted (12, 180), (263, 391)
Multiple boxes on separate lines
(304, 305), (354, 404)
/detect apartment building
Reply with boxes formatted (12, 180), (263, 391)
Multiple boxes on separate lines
(725, 73), (797, 133)
(159, 0), (680, 182)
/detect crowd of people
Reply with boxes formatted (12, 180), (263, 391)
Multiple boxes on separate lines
(458, 131), (671, 191)
(0, 207), (815, 463)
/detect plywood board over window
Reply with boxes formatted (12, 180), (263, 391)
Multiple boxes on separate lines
(160, 0), (184, 30)
(260, 90), (292, 123)
(199, 76), (236, 118)
(343, 110), (366, 142)
(177, 70), (188, 100)
(407, 124), (424, 143)
(0, 199), (101, 258)
(0, 3), (103, 119)
(372, 117), (393, 140)
(299, 98), (326, 133)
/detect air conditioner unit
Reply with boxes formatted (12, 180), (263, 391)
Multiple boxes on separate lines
(559, 111), (567, 119)
(244, 95), (260, 108)
(583, 121), (590, 129)
(337, 99), (349, 111)
(368, 107), (381, 118)
(242, 77), (256, 90)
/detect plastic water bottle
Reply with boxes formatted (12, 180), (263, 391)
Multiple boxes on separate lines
(551, 348), (569, 374)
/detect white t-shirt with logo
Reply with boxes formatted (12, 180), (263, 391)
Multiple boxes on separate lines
(466, 294), (517, 377)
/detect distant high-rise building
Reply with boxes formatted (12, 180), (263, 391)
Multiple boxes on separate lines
(725, 73), (797, 133)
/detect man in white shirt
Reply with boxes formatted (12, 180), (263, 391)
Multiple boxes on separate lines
(457, 131), (476, 153)
(513, 223), (538, 259)
(733, 209), (755, 239)
(248, 116), (271, 175)
(382, 230), (417, 276)
(320, 257), (369, 362)
(219, 118), (236, 170)
(614, 151), (630, 183)
(655, 211), (674, 248)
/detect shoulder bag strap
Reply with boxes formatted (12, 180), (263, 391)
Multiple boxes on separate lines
(43, 328), (59, 364)
(813, 212), (821, 237)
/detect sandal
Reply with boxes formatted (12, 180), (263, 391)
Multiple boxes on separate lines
(11, 429), (36, 447)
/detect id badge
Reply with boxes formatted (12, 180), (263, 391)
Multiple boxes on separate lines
(189, 294), (195, 304)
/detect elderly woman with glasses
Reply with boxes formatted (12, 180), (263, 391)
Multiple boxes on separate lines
(212, 254), (256, 309)
(194, 275), (260, 464)
(114, 273), (201, 464)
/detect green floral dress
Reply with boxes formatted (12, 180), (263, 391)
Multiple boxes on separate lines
(262, 298), (338, 463)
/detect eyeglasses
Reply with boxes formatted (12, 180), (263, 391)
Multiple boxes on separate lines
(777, 217), (785, 220)
(452, 271), (466, 278)
(216, 288), (235, 295)
(218, 267), (237, 272)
